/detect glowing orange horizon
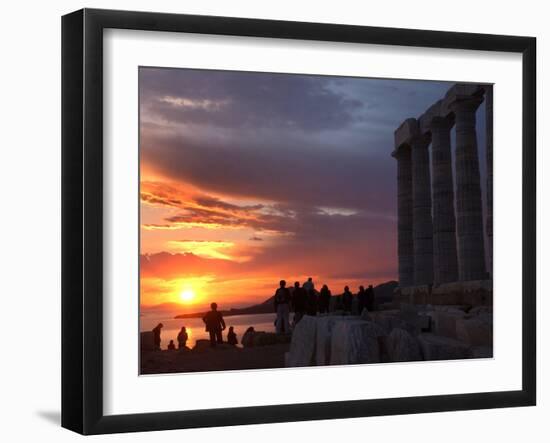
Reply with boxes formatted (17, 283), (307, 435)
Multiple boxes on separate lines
(139, 156), (396, 312)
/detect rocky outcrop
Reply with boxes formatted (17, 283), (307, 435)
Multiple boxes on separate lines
(241, 331), (291, 347)
(140, 331), (155, 352)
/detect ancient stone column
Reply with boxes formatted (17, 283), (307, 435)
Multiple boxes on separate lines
(485, 85), (493, 278)
(411, 134), (434, 285)
(430, 116), (458, 284)
(392, 147), (414, 287)
(451, 95), (486, 281)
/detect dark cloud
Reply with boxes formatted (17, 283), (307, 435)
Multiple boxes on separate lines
(139, 69), (463, 214)
(164, 204), (295, 233)
(140, 192), (181, 208)
(193, 195), (263, 212)
(141, 130), (397, 213)
(140, 68), (363, 132)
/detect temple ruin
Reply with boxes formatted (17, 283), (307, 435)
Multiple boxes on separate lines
(392, 83), (493, 306)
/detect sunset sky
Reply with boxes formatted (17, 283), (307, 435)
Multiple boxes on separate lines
(139, 67), (487, 312)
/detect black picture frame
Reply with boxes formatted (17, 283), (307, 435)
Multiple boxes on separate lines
(62, 8), (536, 435)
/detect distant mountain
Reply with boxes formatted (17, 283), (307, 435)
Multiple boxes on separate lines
(142, 302), (185, 313)
(373, 280), (398, 303)
(173, 280), (398, 319)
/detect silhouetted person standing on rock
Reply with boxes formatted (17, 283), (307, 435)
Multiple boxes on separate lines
(357, 285), (367, 314)
(167, 340), (176, 351)
(292, 281), (307, 325)
(177, 326), (188, 349)
(342, 286), (353, 315)
(366, 284), (375, 311)
(227, 326), (238, 346)
(319, 284), (331, 314)
(152, 323), (163, 351)
(274, 280), (291, 334)
(203, 302), (226, 347)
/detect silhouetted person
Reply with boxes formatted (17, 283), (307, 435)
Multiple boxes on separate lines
(227, 326), (238, 346)
(342, 286), (353, 314)
(241, 326), (256, 347)
(177, 326), (188, 349)
(303, 277), (315, 293)
(167, 340), (176, 351)
(319, 284), (331, 314)
(274, 280), (291, 334)
(152, 323), (163, 351)
(357, 285), (367, 314)
(366, 285), (375, 311)
(306, 288), (318, 316)
(203, 302), (226, 347)
(291, 281), (307, 324)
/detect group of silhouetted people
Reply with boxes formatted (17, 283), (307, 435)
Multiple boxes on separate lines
(151, 302), (239, 351)
(150, 281), (377, 349)
(152, 323), (189, 351)
(274, 278), (375, 333)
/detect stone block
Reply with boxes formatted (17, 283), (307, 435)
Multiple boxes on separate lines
(387, 328), (422, 362)
(286, 315), (317, 367)
(394, 118), (418, 150)
(330, 320), (385, 365)
(315, 316), (355, 365)
(469, 306), (493, 316)
(455, 316), (493, 347)
(430, 280), (493, 307)
(461, 280), (493, 306)
(441, 83), (485, 117)
(429, 310), (465, 339)
(371, 310), (415, 335)
(418, 100), (442, 134)
(418, 334), (470, 361)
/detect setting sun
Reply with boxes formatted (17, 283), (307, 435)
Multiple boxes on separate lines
(180, 289), (195, 302)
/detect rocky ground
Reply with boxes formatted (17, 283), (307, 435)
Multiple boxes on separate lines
(141, 341), (289, 374)
(140, 302), (492, 374)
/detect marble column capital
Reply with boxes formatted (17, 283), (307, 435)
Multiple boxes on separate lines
(429, 115), (453, 131)
(449, 94), (484, 114)
(391, 144), (411, 159)
(409, 132), (431, 150)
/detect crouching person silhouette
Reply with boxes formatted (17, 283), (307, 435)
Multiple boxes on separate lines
(227, 326), (238, 346)
(203, 302), (226, 347)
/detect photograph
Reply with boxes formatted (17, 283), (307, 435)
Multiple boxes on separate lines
(138, 67), (494, 375)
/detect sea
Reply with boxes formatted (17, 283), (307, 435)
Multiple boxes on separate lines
(140, 312), (278, 349)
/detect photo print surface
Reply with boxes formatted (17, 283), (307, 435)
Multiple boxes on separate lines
(139, 67), (493, 375)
